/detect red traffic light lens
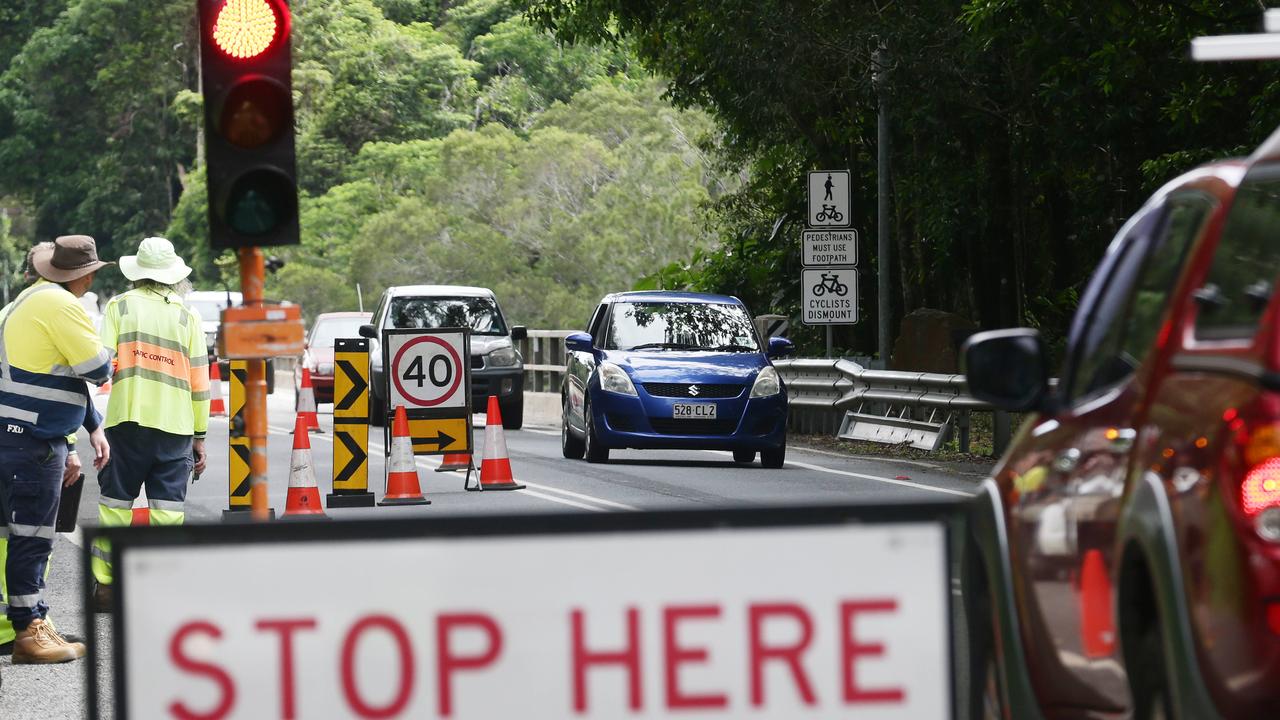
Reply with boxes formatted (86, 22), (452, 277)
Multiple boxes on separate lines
(212, 0), (282, 60)
(218, 78), (291, 148)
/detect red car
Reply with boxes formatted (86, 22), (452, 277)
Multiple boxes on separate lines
(297, 311), (373, 405)
(963, 134), (1280, 719)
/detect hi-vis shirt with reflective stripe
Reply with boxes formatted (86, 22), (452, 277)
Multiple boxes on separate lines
(101, 288), (209, 437)
(0, 281), (110, 439)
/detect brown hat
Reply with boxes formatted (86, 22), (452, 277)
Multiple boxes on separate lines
(31, 235), (113, 283)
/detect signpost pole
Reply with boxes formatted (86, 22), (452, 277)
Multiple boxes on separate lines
(874, 44), (892, 365)
(826, 326), (833, 359)
(238, 248), (271, 522)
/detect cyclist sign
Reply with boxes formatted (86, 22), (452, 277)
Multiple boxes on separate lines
(808, 170), (851, 228)
(382, 327), (474, 455)
(802, 267), (858, 324)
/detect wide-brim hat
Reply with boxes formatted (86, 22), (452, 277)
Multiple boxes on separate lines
(118, 236), (192, 285)
(31, 235), (113, 283)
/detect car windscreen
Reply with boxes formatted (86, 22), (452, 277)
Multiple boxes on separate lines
(606, 301), (759, 352)
(388, 296), (507, 336)
(309, 317), (370, 347)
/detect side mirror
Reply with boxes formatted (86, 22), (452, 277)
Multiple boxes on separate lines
(511, 326), (528, 342)
(358, 324), (377, 339)
(767, 337), (795, 358)
(961, 329), (1050, 412)
(565, 332), (594, 353)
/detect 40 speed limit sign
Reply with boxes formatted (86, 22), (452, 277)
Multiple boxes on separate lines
(383, 328), (473, 455)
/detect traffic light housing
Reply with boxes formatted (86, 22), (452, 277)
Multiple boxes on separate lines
(198, 0), (299, 249)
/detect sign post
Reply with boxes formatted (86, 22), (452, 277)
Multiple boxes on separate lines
(328, 338), (375, 508)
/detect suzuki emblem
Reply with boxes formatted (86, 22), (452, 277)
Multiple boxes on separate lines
(688, 385), (700, 397)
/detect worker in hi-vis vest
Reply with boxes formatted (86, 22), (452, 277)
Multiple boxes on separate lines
(0, 242), (90, 658)
(0, 236), (112, 663)
(91, 237), (208, 611)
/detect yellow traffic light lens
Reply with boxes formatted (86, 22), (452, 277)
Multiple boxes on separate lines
(219, 78), (290, 148)
(212, 0), (279, 60)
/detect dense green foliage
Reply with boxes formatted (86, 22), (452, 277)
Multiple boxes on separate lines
(0, 0), (723, 328)
(530, 0), (1280, 355)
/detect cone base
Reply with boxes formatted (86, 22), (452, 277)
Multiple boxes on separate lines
(468, 481), (525, 491)
(222, 508), (276, 523)
(326, 492), (377, 509)
(379, 496), (432, 506)
(435, 464), (470, 473)
(280, 512), (332, 522)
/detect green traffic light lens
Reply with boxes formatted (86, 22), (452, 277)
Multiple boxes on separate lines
(219, 78), (291, 149)
(225, 169), (296, 236)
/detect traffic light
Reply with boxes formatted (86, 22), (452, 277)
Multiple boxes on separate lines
(198, 0), (299, 249)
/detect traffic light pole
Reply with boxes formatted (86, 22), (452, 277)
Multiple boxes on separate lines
(238, 247), (271, 521)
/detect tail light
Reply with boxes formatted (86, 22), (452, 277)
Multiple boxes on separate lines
(1227, 395), (1280, 542)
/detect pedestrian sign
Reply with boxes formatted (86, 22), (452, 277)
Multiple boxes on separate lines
(382, 328), (473, 456)
(802, 267), (858, 325)
(808, 170), (851, 228)
(328, 338), (374, 508)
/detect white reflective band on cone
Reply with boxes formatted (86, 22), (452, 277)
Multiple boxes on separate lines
(388, 435), (416, 474)
(289, 447), (318, 488)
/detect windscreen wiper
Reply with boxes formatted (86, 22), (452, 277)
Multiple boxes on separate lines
(628, 342), (701, 351)
(706, 343), (757, 352)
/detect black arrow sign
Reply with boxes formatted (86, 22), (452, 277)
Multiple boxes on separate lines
(335, 359), (368, 411)
(333, 430), (368, 485)
(411, 429), (456, 450)
(229, 443), (251, 497)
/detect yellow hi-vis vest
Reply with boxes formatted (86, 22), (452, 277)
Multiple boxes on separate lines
(100, 288), (210, 438)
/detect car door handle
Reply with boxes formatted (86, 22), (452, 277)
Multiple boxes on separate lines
(1053, 448), (1081, 473)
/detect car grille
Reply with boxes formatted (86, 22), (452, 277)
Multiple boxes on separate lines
(642, 383), (743, 399)
(471, 355), (485, 370)
(649, 418), (739, 435)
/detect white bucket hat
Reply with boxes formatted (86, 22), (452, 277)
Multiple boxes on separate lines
(118, 237), (192, 285)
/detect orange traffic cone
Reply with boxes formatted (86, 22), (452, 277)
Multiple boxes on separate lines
(208, 360), (227, 417)
(436, 452), (472, 472)
(1079, 549), (1115, 658)
(296, 368), (320, 432)
(283, 413), (327, 518)
(380, 405), (430, 506)
(471, 396), (524, 491)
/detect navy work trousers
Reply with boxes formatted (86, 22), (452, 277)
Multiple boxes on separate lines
(0, 425), (67, 631)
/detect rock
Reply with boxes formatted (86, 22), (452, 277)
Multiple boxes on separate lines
(891, 308), (977, 373)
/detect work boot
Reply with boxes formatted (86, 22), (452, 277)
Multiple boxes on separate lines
(92, 582), (113, 614)
(11, 618), (86, 663)
(0, 616), (81, 654)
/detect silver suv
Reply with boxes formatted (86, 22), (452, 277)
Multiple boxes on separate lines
(361, 285), (527, 428)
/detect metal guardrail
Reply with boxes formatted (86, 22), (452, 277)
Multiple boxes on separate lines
(773, 358), (1013, 456)
(512, 339), (1012, 457)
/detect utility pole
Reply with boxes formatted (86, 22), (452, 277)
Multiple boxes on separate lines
(873, 44), (893, 366)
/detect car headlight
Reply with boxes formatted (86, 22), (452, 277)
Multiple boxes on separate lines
(750, 366), (782, 398)
(598, 362), (637, 396)
(487, 346), (520, 368)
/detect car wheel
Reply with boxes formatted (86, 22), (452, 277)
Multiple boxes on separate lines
(561, 397), (585, 460)
(1130, 624), (1172, 720)
(732, 449), (756, 464)
(369, 391), (386, 427)
(760, 437), (786, 469)
(583, 398), (609, 464)
(501, 396), (524, 430)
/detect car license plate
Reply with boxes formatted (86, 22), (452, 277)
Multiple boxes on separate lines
(673, 403), (716, 419)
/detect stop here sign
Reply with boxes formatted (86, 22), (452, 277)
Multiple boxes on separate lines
(105, 507), (955, 719)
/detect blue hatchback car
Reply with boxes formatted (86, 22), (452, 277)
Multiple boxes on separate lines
(560, 291), (794, 467)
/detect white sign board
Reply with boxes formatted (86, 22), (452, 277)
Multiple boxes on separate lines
(802, 230), (858, 267)
(802, 267), (858, 325)
(385, 330), (467, 410)
(807, 170), (851, 228)
(114, 519), (952, 719)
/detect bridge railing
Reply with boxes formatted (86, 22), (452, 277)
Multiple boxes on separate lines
(514, 339), (1015, 458)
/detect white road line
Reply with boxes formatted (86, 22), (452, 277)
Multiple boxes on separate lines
(701, 450), (972, 497)
(521, 482), (639, 511)
(522, 428), (559, 436)
(520, 490), (609, 512)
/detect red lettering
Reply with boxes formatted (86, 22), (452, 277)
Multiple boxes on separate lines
(841, 600), (905, 704)
(436, 613), (503, 717)
(256, 618), (318, 719)
(748, 603), (817, 707)
(571, 607), (643, 713)
(168, 621), (235, 720)
(340, 615), (415, 718)
(663, 605), (727, 710)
